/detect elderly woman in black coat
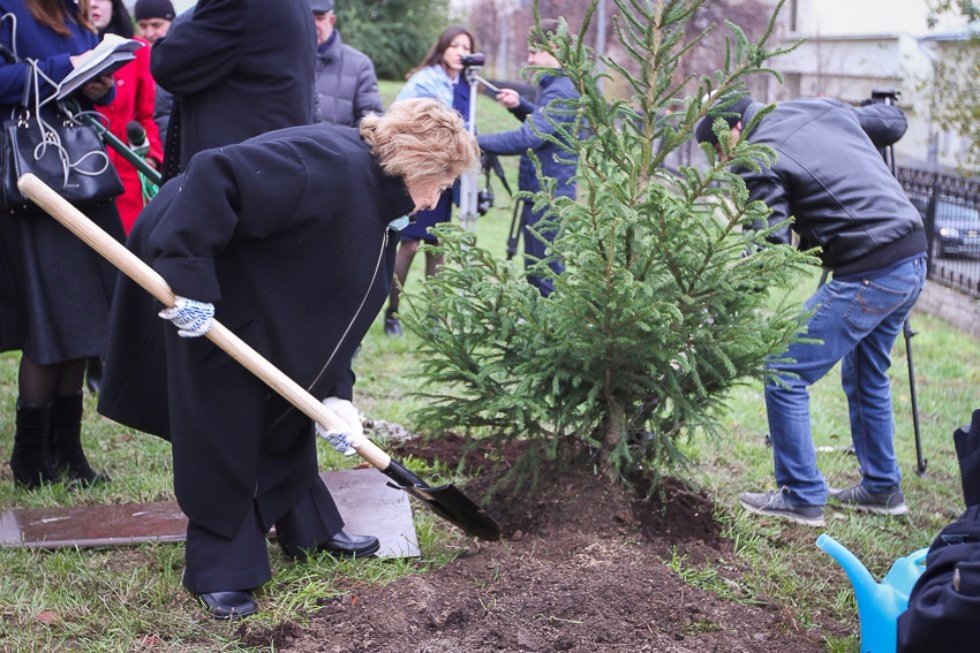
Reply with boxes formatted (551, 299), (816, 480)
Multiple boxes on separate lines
(98, 98), (479, 619)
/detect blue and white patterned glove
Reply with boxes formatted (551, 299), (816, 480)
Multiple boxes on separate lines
(158, 296), (215, 338)
(316, 397), (365, 456)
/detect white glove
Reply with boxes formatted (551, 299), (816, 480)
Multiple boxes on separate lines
(316, 397), (365, 456)
(158, 296), (215, 338)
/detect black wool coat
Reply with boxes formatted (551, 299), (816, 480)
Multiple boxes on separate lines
(98, 124), (414, 538)
(151, 0), (316, 171)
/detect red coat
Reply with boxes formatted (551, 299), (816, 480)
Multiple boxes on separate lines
(96, 38), (163, 235)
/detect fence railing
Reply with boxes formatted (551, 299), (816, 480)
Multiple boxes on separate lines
(897, 167), (980, 298)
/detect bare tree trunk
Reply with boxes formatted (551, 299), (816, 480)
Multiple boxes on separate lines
(496, 0), (511, 79)
(600, 397), (626, 479)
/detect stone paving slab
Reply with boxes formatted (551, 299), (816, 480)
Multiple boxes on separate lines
(0, 469), (418, 558)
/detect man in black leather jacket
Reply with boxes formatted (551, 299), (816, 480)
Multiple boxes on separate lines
(697, 95), (927, 527)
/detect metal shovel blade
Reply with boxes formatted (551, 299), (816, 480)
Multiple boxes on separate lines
(383, 459), (501, 541)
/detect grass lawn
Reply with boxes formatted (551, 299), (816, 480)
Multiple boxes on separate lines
(1, 79), (977, 651)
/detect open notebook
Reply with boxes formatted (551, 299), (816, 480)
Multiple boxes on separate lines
(56, 34), (143, 101)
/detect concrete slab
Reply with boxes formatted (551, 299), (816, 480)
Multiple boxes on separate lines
(0, 469), (418, 558)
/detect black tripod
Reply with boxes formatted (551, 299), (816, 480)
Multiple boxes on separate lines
(867, 89), (927, 475)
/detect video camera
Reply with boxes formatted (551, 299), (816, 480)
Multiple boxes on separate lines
(461, 53), (486, 70)
(863, 88), (900, 106)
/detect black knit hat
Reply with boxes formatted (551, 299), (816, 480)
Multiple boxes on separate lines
(134, 0), (176, 21)
(695, 95), (753, 146)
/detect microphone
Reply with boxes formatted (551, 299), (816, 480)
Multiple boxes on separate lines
(126, 120), (148, 156)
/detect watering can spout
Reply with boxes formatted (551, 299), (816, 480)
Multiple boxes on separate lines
(817, 533), (926, 653)
(817, 533), (884, 605)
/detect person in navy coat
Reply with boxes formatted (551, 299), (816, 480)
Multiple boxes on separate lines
(98, 98), (479, 619)
(150, 0), (316, 178)
(0, 0), (124, 489)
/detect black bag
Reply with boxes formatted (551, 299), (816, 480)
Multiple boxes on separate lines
(0, 59), (123, 214)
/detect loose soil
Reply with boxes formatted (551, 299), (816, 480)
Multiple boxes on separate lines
(243, 435), (830, 652)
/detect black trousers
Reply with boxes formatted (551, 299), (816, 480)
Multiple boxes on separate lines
(183, 474), (344, 593)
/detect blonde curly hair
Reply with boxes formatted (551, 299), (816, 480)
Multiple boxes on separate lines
(360, 98), (479, 188)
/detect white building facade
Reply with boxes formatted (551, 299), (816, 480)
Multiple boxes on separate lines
(774, 0), (975, 170)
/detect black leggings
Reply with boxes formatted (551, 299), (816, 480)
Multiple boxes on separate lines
(18, 354), (85, 405)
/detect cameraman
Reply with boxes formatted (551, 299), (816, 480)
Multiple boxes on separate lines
(695, 94), (927, 526)
(477, 19), (579, 297)
(899, 409), (980, 652)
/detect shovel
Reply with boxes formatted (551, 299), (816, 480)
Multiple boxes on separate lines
(17, 173), (501, 542)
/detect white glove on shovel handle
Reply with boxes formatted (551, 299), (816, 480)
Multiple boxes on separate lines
(158, 295), (215, 337)
(316, 397), (365, 456)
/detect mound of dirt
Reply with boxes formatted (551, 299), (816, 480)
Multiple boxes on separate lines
(242, 436), (827, 652)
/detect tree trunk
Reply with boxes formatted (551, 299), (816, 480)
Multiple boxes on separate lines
(599, 398), (626, 479)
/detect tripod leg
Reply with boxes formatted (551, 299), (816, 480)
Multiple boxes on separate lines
(505, 199), (524, 261)
(904, 317), (927, 475)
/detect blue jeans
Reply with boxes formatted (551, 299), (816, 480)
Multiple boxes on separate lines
(764, 256), (926, 506)
(522, 202), (564, 297)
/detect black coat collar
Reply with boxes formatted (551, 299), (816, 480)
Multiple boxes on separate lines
(372, 159), (415, 223)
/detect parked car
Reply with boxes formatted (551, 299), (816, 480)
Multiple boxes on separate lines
(933, 200), (980, 258)
(909, 196), (980, 258)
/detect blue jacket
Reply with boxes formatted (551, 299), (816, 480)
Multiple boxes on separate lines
(396, 64), (456, 109)
(0, 0), (99, 109)
(477, 73), (579, 199)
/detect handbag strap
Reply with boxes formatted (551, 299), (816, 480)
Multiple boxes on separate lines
(23, 61), (112, 187)
(18, 58), (32, 113)
(0, 12), (18, 64)
(2, 13), (112, 187)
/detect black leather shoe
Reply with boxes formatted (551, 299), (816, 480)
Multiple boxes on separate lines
(283, 530), (380, 560)
(197, 590), (257, 620)
(320, 530), (380, 558)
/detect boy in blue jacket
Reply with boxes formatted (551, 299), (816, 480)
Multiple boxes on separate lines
(477, 19), (579, 297)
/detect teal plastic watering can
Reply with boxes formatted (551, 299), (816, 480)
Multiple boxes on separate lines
(817, 534), (929, 653)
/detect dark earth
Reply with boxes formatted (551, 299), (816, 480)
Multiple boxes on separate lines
(241, 434), (835, 652)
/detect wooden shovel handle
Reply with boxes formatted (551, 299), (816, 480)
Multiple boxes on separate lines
(17, 173), (393, 471)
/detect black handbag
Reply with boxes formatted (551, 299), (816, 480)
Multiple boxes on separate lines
(0, 58), (123, 214)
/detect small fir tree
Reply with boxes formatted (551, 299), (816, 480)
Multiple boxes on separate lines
(404, 0), (817, 490)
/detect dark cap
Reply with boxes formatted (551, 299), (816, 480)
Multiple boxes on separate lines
(134, 0), (175, 21)
(309, 0), (335, 12)
(695, 94), (753, 146)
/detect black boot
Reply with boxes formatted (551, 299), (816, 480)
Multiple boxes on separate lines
(85, 357), (103, 395)
(9, 400), (59, 489)
(384, 308), (403, 337)
(50, 393), (110, 487)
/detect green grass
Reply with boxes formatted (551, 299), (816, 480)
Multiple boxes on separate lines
(2, 79), (977, 651)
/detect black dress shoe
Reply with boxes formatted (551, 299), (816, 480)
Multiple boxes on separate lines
(320, 530), (380, 558)
(283, 530), (380, 560)
(197, 590), (257, 620)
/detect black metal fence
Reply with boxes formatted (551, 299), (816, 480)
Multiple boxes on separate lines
(898, 167), (980, 298)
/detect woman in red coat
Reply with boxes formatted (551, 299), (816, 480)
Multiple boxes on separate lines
(90, 0), (163, 235)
